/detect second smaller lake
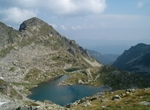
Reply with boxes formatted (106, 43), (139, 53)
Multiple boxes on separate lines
(28, 75), (110, 106)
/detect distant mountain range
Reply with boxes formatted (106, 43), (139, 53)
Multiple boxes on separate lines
(113, 43), (150, 75)
(88, 49), (119, 65)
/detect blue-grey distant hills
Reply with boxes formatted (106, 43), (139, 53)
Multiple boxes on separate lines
(113, 43), (150, 75)
(88, 49), (119, 65)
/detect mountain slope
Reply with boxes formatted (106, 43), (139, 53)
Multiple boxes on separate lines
(0, 18), (150, 109)
(0, 17), (102, 83)
(113, 43), (150, 75)
(0, 17), (103, 109)
(88, 49), (118, 65)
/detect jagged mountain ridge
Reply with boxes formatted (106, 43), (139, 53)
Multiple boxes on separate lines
(0, 17), (101, 83)
(113, 43), (150, 75)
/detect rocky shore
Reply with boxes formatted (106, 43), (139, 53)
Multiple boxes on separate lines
(0, 94), (66, 110)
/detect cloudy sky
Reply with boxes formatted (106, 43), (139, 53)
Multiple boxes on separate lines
(0, 0), (150, 54)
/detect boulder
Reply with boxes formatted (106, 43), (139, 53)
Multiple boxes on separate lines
(65, 103), (74, 108)
(101, 105), (107, 109)
(126, 89), (135, 93)
(78, 79), (84, 84)
(82, 100), (91, 107)
(100, 99), (109, 102)
(90, 96), (99, 101)
(68, 47), (76, 56)
(112, 95), (121, 100)
(139, 101), (150, 106)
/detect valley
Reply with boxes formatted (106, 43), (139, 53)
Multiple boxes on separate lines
(0, 17), (150, 110)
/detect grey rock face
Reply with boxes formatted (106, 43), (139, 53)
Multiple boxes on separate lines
(19, 17), (48, 32)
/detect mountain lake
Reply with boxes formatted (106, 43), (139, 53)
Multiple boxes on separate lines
(28, 75), (110, 106)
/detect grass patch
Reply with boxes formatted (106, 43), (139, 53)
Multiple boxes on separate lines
(0, 79), (22, 99)
(11, 82), (37, 91)
(88, 66), (150, 90)
(24, 101), (40, 107)
(0, 46), (14, 58)
(9, 67), (16, 72)
(71, 88), (150, 110)
(64, 72), (89, 84)
(18, 37), (34, 47)
(25, 68), (42, 83)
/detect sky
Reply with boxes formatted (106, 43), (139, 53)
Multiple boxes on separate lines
(0, 0), (150, 54)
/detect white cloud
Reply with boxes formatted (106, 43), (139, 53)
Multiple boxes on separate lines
(69, 14), (149, 29)
(58, 14), (147, 31)
(72, 25), (82, 30)
(137, 1), (144, 8)
(61, 25), (68, 30)
(46, 0), (106, 15)
(17, 0), (38, 8)
(0, 7), (38, 24)
(99, 14), (144, 20)
(46, 0), (77, 15)
(0, 0), (106, 16)
(0, 0), (106, 28)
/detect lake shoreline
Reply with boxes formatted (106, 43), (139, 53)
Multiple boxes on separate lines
(28, 75), (111, 106)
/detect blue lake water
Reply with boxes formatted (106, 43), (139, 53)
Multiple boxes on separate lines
(28, 75), (110, 106)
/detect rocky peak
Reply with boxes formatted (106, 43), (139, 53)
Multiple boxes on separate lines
(129, 43), (150, 52)
(19, 17), (62, 40)
(19, 17), (52, 32)
(135, 43), (148, 47)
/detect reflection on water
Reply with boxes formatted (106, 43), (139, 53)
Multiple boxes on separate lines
(28, 75), (110, 106)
